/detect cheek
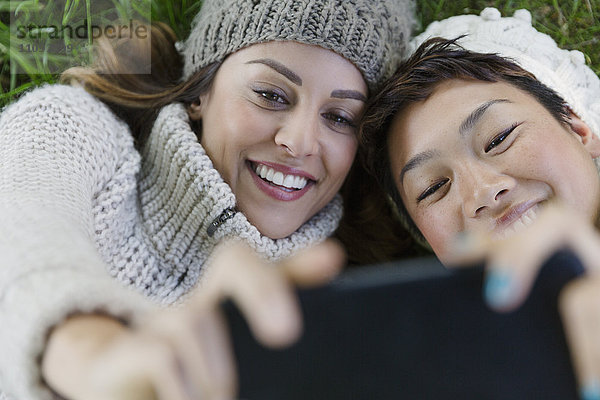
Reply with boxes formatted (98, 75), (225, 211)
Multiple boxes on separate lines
(551, 156), (600, 218)
(323, 135), (358, 182)
(525, 137), (600, 212)
(201, 104), (270, 183)
(418, 218), (449, 257)
(409, 206), (460, 261)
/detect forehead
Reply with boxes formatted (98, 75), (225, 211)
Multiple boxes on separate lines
(387, 79), (542, 157)
(216, 41), (367, 92)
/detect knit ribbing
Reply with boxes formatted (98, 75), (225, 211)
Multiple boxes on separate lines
(0, 85), (154, 400)
(182, 0), (416, 91)
(0, 85), (342, 399)
(412, 8), (600, 142)
(134, 103), (342, 296)
(93, 103), (342, 304)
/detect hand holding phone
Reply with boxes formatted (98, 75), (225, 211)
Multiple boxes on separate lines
(223, 250), (584, 400)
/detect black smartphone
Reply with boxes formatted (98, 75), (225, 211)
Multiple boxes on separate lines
(222, 250), (584, 400)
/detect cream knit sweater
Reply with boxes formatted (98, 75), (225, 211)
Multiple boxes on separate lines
(0, 84), (342, 400)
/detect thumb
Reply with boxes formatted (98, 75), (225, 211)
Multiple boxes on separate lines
(279, 239), (346, 287)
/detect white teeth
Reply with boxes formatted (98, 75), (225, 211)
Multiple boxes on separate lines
(273, 171), (284, 185)
(283, 175), (295, 188)
(253, 163), (309, 190)
(495, 204), (539, 240)
(266, 168), (275, 181)
(259, 165), (267, 179)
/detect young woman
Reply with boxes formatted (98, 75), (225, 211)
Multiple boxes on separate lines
(0, 1), (415, 399)
(358, 8), (600, 399)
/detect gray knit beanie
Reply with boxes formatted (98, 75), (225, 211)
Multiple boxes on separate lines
(181, 0), (416, 91)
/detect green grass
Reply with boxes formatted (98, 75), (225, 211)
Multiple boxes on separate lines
(417, 0), (600, 74)
(0, 0), (200, 105)
(0, 0), (598, 107)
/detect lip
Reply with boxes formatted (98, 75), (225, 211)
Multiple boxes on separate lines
(248, 160), (318, 181)
(247, 161), (315, 201)
(495, 199), (540, 228)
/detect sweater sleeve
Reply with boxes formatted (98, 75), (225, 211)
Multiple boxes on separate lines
(0, 85), (155, 400)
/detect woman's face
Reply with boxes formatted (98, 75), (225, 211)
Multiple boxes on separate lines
(388, 79), (600, 263)
(191, 41), (366, 238)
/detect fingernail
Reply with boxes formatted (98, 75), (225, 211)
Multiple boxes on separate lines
(483, 268), (514, 309)
(581, 380), (600, 400)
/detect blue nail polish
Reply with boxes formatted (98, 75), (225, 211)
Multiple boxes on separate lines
(483, 269), (513, 308)
(581, 380), (600, 400)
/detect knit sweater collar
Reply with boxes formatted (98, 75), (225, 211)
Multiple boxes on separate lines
(137, 103), (342, 266)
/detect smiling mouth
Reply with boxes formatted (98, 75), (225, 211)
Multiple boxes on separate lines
(250, 161), (314, 192)
(493, 202), (542, 240)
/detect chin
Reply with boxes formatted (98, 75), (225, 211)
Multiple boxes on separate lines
(247, 213), (302, 239)
(255, 224), (296, 239)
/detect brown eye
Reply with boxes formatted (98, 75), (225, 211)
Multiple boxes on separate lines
(485, 122), (520, 153)
(253, 89), (288, 105)
(417, 178), (449, 202)
(322, 112), (355, 128)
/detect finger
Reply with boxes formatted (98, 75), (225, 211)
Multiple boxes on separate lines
(445, 228), (541, 312)
(88, 333), (192, 400)
(559, 278), (600, 399)
(148, 348), (194, 400)
(444, 230), (492, 267)
(280, 239), (345, 287)
(148, 310), (237, 400)
(563, 217), (600, 276)
(446, 203), (600, 312)
(179, 310), (237, 400)
(484, 204), (600, 312)
(199, 241), (302, 348)
(193, 310), (237, 400)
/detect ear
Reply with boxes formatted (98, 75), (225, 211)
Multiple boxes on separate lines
(187, 96), (205, 121)
(568, 112), (600, 158)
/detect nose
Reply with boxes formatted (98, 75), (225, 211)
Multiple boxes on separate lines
(459, 162), (515, 218)
(274, 108), (320, 157)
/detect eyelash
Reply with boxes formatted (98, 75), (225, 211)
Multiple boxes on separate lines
(254, 89), (288, 106)
(323, 112), (356, 129)
(417, 178), (449, 202)
(253, 89), (356, 130)
(485, 122), (520, 153)
(416, 122), (522, 202)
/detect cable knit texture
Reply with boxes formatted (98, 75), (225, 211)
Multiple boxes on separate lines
(411, 8), (600, 143)
(181, 0), (416, 91)
(0, 84), (341, 400)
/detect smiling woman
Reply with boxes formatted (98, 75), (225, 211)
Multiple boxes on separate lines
(358, 8), (600, 398)
(388, 77), (600, 258)
(189, 42), (366, 239)
(360, 9), (600, 259)
(0, 1), (415, 399)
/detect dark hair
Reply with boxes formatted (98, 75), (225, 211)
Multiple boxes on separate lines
(60, 21), (221, 147)
(334, 158), (426, 265)
(356, 37), (571, 243)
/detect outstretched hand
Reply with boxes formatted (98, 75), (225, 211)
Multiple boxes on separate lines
(445, 201), (600, 398)
(42, 240), (345, 400)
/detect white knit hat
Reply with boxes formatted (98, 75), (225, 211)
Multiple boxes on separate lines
(411, 7), (600, 140)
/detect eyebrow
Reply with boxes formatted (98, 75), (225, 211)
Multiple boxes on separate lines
(459, 99), (511, 136)
(399, 150), (438, 184)
(398, 99), (513, 184)
(330, 89), (367, 102)
(246, 58), (302, 86)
